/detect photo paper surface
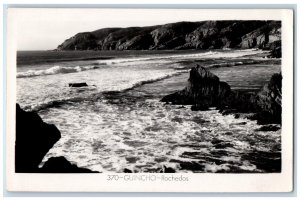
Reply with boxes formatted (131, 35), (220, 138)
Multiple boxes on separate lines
(6, 8), (294, 192)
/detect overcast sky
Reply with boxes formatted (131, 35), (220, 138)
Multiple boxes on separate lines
(9, 8), (282, 50)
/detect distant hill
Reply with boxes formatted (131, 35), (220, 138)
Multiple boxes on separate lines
(56, 21), (281, 51)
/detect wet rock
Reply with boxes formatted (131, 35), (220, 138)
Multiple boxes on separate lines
(159, 165), (176, 173)
(211, 138), (223, 145)
(40, 156), (98, 173)
(223, 131), (233, 135)
(161, 65), (231, 107)
(220, 109), (237, 115)
(15, 104), (61, 173)
(124, 168), (133, 173)
(242, 151), (281, 172)
(220, 91), (258, 113)
(268, 40), (282, 58)
(234, 113), (256, 119)
(256, 125), (281, 132)
(256, 73), (282, 124)
(126, 156), (139, 163)
(69, 82), (88, 87)
(169, 159), (205, 172)
(233, 122), (247, 125)
(214, 142), (234, 149)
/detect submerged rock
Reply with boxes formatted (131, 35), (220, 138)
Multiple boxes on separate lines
(256, 125), (281, 132)
(161, 65), (231, 108)
(15, 104), (97, 173)
(69, 82), (88, 87)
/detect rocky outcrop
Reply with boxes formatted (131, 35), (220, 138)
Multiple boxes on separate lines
(15, 104), (97, 173)
(161, 66), (282, 125)
(56, 21), (281, 53)
(161, 65), (231, 110)
(255, 73), (282, 124)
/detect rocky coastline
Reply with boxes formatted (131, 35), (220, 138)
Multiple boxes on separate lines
(56, 21), (281, 55)
(161, 65), (282, 126)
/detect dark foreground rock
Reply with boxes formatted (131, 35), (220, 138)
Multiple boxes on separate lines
(256, 73), (282, 124)
(40, 156), (98, 173)
(69, 82), (88, 87)
(161, 65), (282, 125)
(159, 166), (176, 173)
(16, 104), (98, 173)
(123, 168), (133, 173)
(16, 104), (61, 172)
(222, 73), (282, 124)
(267, 40), (282, 58)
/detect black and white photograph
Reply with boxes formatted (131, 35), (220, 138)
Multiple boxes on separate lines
(5, 7), (294, 192)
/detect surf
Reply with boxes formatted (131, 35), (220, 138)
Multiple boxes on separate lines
(17, 65), (100, 78)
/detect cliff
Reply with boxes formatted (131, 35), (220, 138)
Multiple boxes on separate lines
(57, 21), (281, 52)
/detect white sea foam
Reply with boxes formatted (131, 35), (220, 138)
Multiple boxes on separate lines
(207, 60), (257, 68)
(17, 65), (100, 78)
(204, 163), (231, 173)
(97, 51), (217, 65)
(40, 99), (281, 173)
(97, 49), (265, 66)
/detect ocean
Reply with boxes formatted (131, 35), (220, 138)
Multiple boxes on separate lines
(17, 49), (281, 173)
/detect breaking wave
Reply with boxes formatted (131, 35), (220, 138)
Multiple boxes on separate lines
(207, 60), (259, 68)
(97, 51), (218, 65)
(17, 65), (100, 78)
(97, 49), (264, 66)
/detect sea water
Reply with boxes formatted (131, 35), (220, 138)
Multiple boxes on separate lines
(17, 49), (281, 173)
